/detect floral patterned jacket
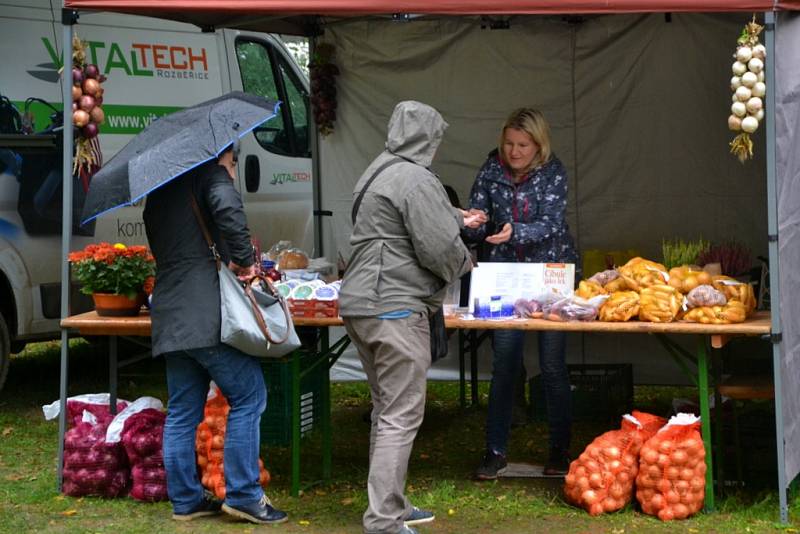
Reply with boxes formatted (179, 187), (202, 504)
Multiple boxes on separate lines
(462, 150), (578, 265)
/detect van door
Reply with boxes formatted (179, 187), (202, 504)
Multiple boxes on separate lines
(223, 31), (314, 257)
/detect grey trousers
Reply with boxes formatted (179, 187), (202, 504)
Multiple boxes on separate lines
(344, 312), (431, 534)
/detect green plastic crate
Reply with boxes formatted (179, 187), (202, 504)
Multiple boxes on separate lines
(528, 364), (633, 423)
(259, 352), (325, 447)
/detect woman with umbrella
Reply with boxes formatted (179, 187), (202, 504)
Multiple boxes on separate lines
(85, 93), (288, 524)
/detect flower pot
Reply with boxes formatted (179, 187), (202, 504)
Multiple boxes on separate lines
(92, 292), (145, 317)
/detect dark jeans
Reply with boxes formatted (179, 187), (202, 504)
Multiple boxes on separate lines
(485, 329), (571, 455)
(162, 344), (266, 514)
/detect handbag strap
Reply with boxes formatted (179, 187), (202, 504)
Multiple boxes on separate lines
(243, 278), (292, 345)
(189, 191), (222, 271)
(189, 190), (292, 346)
(351, 156), (405, 225)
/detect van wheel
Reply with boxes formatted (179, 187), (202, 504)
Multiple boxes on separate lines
(0, 315), (9, 393)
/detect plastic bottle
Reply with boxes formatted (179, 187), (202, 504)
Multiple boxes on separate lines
(261, 260), (282, 282)
(489, 295), (502, 318)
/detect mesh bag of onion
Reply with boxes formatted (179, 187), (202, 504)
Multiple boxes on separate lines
(121, 408), (167, 501)
(196, 384), (271, 500)
(564, 410), (666, 515)
(61, 412), (130, 498)
(636, 413), (706, 521)
(42, 393), (130, 428)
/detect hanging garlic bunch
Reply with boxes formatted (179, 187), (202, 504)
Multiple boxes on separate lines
(728, 18), (766, 163)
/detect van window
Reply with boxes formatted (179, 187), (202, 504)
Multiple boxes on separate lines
(235, 39), (309, 157)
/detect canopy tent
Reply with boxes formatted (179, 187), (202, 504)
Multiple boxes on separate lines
(59, 0), (800, 522)
(62, 0), (800, 35)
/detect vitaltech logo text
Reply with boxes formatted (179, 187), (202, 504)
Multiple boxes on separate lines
(31, 37), (211, 82)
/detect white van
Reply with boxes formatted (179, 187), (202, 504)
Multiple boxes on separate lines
(0, 0), (313, 390)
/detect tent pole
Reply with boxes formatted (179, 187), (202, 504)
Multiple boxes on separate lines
(57, 9), (77, 492)
(763, 10), (787, 525)
(309, 36), (324, 258)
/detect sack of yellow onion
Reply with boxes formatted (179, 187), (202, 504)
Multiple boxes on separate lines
(636, 414), (706, 521)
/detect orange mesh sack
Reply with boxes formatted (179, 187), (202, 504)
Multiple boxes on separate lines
(618, 257), (669, 291)
(564, 411), (667, 515)
(636, 413), (706, 521)
(598, 291), (640, 322)
(682, 300), (747, 324)
(711, 276), (757, 316)
(639, 285), (684, 323)
(575, 280), (607, 300)
(195, 384), (271, 500)
(667, 266), (714, 294)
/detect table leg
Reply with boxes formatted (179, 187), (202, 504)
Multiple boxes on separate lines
(291, 349), (301, 497)
(320, 328), (332, 482)
(470, 330), (479, 407)
(459, 329), (466, 410)
(712, 347), (724, 494)
(697, 339), (715, 511)
(57, 330), (70, 491)
(109, 336), (118, 415)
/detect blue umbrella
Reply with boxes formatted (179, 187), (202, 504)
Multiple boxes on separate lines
(80, 91), (280, 224)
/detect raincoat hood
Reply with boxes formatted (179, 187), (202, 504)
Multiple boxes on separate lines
(385, 101), (449, 168)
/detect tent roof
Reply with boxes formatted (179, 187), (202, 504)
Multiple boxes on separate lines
(63, 0), (800, 34)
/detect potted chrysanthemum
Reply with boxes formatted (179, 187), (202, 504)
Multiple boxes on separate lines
(68, 242), (155, 316)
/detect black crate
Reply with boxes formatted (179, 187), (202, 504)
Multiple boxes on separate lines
(528, 364), (633, 422)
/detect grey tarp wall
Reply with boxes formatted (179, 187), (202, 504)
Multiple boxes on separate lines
(777, 11), (800, 489)
(318, 12), (799, 503)
(321, 13), (771, 386)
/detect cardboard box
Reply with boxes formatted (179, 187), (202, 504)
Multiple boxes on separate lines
(288, 299), (339, 318)
(468, 262), (575, 313)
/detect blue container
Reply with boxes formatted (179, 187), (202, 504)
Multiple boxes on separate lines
(474, 298), (490, 318)
(489, 295), (502, 318)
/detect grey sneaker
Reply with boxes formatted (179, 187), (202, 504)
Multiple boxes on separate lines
(398, 527), (419, 534)
(221, 494), (288, 524)
(474, 449), (508, 480)
(171, 494), (223, 521)
(405, 506), (435, 526)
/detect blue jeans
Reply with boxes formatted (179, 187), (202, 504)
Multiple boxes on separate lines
(486, 330), (571, 455)
(162, 344), (267, 513)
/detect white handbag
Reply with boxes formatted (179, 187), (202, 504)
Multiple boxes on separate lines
(190, 192), (301, 358)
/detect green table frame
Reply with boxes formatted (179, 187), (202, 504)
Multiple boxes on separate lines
(59, 311), (350, 498)
(451, 312), (772, 512)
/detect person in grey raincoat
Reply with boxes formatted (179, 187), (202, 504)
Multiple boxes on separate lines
(463, 108), (578, 480)
(143, 145), (287, 525)
(339, 101), (483, 534)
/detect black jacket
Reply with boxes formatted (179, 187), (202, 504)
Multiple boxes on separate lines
(143, 163), (253, 356)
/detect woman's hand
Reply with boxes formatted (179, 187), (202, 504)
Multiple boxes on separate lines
(485, 223), (512, 244)
(229, 261), (257, 281)
(461, 208), (488, 229)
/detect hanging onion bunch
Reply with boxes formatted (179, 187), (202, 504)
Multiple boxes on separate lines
(309, 43), (339, 137)
(70, 34), (106, 180)
(728, 18), (766, 163)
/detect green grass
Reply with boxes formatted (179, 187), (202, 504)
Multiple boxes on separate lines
(0, 340), (798, 533)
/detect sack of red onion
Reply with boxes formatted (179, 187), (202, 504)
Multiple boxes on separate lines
(61, 410), (130, 497)
(42, 393), (130, 429)
(196, 384), (271, 500)
(105, 396), (168, 501)
(564, 411), (666, 515)
(636, 413), (706, 520)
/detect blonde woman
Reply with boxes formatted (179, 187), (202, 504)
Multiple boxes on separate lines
(463, 108), (578, 479)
